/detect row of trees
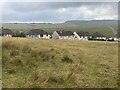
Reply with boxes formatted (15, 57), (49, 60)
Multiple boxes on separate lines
(13, 31), (26, 37)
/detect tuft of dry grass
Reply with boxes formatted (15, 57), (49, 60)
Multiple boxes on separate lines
(61, 55), (73, 63)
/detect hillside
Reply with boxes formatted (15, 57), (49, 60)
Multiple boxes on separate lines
(1, 20), (118, 36)
(65, 20), (117, 26)
(2, 37), (118, 88)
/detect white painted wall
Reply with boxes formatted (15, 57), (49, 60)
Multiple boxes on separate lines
(59, 36), (75, 40)
(26, 34), (51, 39)
(3, 34), (12, 37)
(114, 37), (119, 41)
(52, 31), (60, 39)
(94, 37), (106, 40)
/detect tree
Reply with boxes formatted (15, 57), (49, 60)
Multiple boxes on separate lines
(13, 31), (26, 37)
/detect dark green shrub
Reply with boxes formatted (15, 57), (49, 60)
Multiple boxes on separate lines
(13, 31), (26, 37)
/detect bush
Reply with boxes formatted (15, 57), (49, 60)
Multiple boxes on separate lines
(13, 31), (26, 37)
(61, 55), (73, 63)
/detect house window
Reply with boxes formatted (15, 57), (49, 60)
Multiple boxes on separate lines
(33, 35), (37, 37)
(41, 34), (43, 37)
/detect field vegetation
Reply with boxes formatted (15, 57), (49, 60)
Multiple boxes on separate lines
(2, 37), (118, 88)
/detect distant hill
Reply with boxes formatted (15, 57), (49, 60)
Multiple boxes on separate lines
(64, 20), (118, 27)
(1, 20), (118, 36)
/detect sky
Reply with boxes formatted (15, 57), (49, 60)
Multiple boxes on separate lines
(0, 1), (118, 23)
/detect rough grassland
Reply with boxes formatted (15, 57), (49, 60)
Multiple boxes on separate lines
(0, 37), (2, 89)
(2, 37), (118, 88)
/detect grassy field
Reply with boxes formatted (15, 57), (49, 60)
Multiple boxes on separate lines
(2, 37), (118, 88)
(0, 38), (2, 89)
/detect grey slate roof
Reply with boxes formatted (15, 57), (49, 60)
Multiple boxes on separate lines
(26, 29), (48, 35)
(0, 28), (14, 35)
(56, 30), (74, 36)
(76, 31), (91, 36)
(92, 32), (105, 37)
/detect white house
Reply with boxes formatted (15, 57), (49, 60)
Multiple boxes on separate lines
(114, 33), (120, 42)
(74, 31), (92, 40)
(26, 29), (51, 39)
(52, 30), (75, 39)
(0, 28), (14, 37)
(92, 32), (106, 41)
(107, 33), (120, 42)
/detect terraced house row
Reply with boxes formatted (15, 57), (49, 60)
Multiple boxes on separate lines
(0, 27), (120, 41)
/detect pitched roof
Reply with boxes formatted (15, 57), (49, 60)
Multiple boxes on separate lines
(0, 28), (14, 35)
(56, 30), (74, 36)
(92, 32), (105, 37)
(76, 31), (91, 36)
(26, 29), (48, 35)
(48, 33), (53, 35)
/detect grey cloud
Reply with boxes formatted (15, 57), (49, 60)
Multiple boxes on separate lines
(3, 2), (117, 12)
(1, 2), (118, 23)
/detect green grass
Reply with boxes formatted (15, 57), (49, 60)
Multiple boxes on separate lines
(2, 37), (118, 88)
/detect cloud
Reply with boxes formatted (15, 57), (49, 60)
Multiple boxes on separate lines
(1, 2), (118, 23)
(1, 0), (119, 2)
